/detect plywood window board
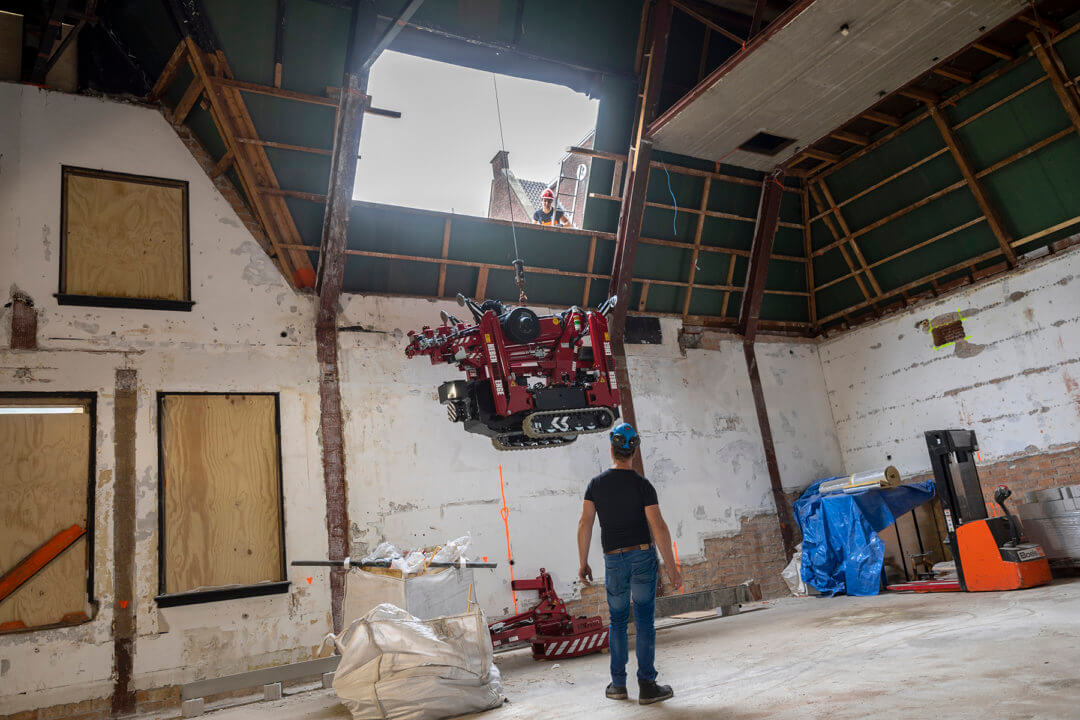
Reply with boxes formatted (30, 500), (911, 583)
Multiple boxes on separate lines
(0, 394), (96, 632)
(157, 393), (287, 606)
(58, 166), (194, 311)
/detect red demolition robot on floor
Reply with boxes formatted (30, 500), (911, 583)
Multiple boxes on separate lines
(405, 287), (622, 451)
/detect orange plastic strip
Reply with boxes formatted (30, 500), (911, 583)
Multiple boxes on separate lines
(498, 465), (518, 613)
(673, 541), (684, 594)
(0, 525), (86, 604)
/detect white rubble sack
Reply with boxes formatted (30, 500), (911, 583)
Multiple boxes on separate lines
(782, 542), (808, 596)
(327, 603), (503, 720)
(431, 534), (472, 565)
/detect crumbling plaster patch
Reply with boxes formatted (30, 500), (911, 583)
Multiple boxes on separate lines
(820, 247), (1080, 476)
(335, 296), (843, 607)
(0, 85), (328, 714)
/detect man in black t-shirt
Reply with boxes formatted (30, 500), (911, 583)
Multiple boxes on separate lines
(533, 188), (570, 226)
(577, 423), (680, 706)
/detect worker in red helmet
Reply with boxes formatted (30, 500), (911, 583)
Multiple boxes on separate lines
(533, 187), (570, 226)
(576, 423), (679, 706)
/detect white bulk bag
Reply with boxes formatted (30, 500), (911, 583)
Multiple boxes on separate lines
(328, 604), (503, 720)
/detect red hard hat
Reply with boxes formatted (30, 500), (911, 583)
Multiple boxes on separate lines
(540, 188), (555, 200)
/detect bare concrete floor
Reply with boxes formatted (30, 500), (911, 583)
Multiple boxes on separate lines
(203, 578), (1080, 720)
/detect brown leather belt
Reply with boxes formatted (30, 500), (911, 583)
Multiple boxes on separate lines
(604, 543), (652, 555)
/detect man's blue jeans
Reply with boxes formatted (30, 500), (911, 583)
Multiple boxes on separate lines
(603, 546), (658, 686)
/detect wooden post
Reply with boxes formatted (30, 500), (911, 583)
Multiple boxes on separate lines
(112, 369), (137, 716)
(315, 0), (376, 634)
(929, 105), (1017, 266)
(800, 189), (817, 329)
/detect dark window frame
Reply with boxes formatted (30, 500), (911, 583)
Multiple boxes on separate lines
(155, 392), (289, 607)
(0, 391), (98, 633)
(57, 166), (194, 312)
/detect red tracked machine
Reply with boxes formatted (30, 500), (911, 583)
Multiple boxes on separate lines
(405, 294), (622, 451)
(488, 569), (609, 660)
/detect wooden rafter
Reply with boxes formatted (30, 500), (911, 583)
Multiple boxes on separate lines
(815, 180), (882, 296)
(929, 104), (1017, 266)
(808, 183), (873, 303)
(682, 176), (712, 316)
(182, 38), (315, 286)
(672, 0), (744, 45)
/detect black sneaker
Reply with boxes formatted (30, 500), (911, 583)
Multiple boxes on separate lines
(638, 679), (674, 705)
(605, 683), (628, 700)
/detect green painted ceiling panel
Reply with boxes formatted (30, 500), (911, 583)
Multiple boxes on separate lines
(633, 243), (692, 284)
(283, 0), (351, 95)
(709, 181), (762, 217)
(875, 226), (998, 290)
(765, 260), (807, 293)
(688, 288), (724, 317)
(839, 154), (962, 231)
(827, 118), (944, 201)
(641, 207), (697, 244)
(727, 292), (743, 319)
(778, 190), (802, 225)
(186, 105), (229, 161)
(488, 270), (582, 307)
(443, 264), (479, 299)
(345, 256), (440, 295)
(240, 94), (336, 150)
(955, 83), (1069, 169)
(816, 276), (866, 319)
(264, 149), (333, 196)
(700, 216), (754, 251)
(350, 206), (445, 257)
(694, 252), (732, 287)
(811, 248), (848, 287)
(761, 294), (807, 323)
(947, 57), (1044, 127)
(772, 227), (805, 257)
(585, 197), (621, 235)
(983, 134), (1080, 239)
(586, 281), (609, 309)
(204, 0), (279, 86)
(856, 189), (982, 266)
(286, 199), (328, 246)
(644, 284), (681, 315)
(808, 217), (834, 254)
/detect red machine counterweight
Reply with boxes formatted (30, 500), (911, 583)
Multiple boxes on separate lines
(488, 569), (609, 660)
(405, 295), (622, 451)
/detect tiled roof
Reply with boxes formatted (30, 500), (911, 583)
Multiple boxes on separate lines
(519, 179), (551, 212)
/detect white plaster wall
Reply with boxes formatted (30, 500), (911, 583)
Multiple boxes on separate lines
(819, 247), (1080, 477)
(0, 85), (329, 712)
(336, 297), (843, 615)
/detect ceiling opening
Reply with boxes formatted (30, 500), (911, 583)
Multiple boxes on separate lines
(354, 51), (599, 225)
(738, 131), (796, 156)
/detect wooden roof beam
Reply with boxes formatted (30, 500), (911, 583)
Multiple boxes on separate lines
(829, 130), (870, 146)
(898, 86), (940, 105)
(860, 110), (902, 127)
(972, 40), (1012, 61)
(933, 66), (974, 84)
(929, 104), (1017, 267)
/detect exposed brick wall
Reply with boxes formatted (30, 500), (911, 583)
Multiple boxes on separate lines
(908, 443), (1080, 518)
(0, 686), (180, 720)
(564, 512), (791, 623)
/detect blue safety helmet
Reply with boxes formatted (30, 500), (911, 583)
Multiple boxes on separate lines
(609, 422), (640, 456)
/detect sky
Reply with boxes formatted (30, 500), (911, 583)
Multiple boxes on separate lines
(353, 51), (599, 218)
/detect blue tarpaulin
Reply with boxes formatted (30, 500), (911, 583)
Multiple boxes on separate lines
(794, 478), (936, 596)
